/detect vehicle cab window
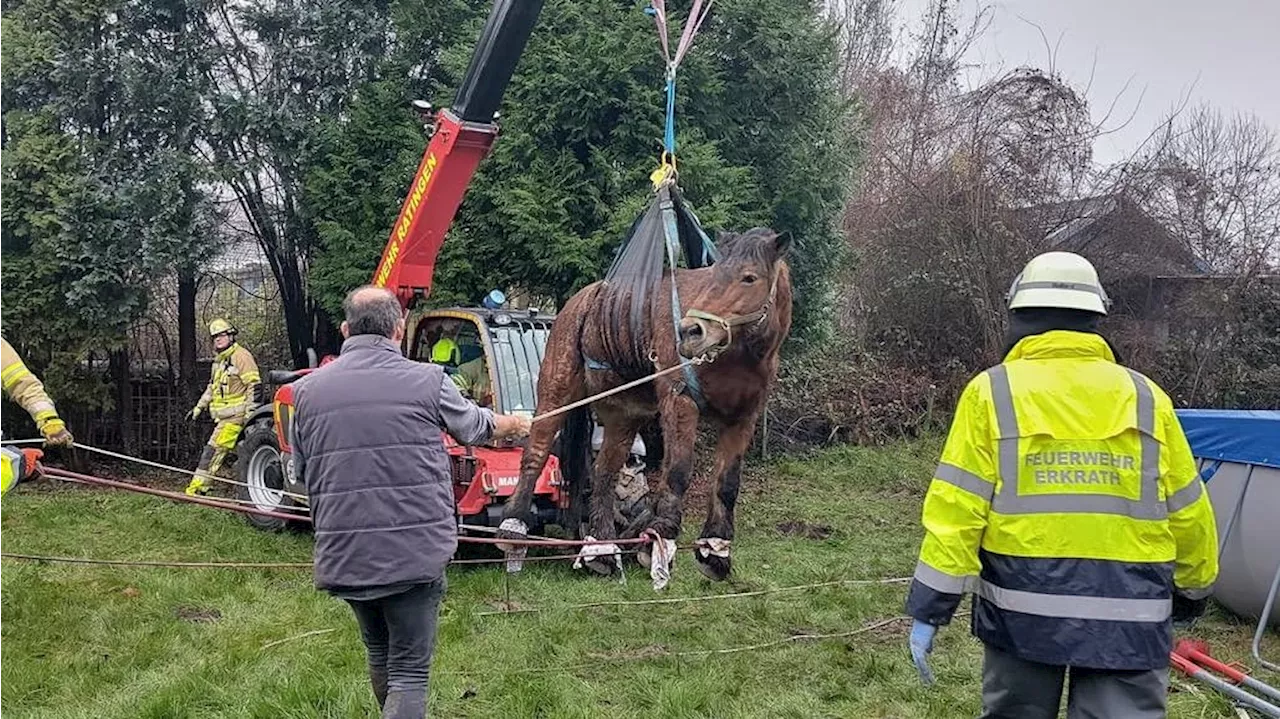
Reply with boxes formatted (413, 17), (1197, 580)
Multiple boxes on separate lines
(411, 315), (495, 408)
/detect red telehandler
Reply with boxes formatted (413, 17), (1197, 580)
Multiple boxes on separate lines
(229, 0), (641, 535)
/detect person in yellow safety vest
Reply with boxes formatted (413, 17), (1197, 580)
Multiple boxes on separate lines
(430, 335), (488, 403)
(185, 319), (260, 496)
(905, 251), (1218, 719)
(2, 446), (44, 497)
(430, 336), (461, 366)
(2, 337), (75, 447)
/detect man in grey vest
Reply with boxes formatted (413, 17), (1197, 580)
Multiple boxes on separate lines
(291, 285), (530, 719)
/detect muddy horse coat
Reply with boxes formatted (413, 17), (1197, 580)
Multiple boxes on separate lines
(501, 228), (793, 581)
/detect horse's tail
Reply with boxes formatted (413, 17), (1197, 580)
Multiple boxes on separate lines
(564, 285), (599, 532)
(556, 404), (594, 535)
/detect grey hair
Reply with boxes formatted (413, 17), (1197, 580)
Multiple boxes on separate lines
(343, 286), (402, 338)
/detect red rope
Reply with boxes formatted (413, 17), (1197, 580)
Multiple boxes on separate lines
(39, 466), (654, 550)
(42, 467), (312, 524)
(451, 549), (642, 565)
(0, 553), (312, 569)
(0, 549), (643, 570)
(458, 535), (651, 548)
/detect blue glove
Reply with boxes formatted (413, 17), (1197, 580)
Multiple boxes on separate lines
(908, 620), (938, 686)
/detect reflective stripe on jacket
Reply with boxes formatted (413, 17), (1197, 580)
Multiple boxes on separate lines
(198, 343), (260, 419)
(906, 330), (1219, 670)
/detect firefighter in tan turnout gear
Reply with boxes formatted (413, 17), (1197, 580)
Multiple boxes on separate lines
(2, 337), (73, 497)
(2, 337), (74, 447)
(185, 320), (260, 496)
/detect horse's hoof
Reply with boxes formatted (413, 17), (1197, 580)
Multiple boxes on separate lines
(495, 518), (528, 553)
(582, 556), (617, 576)
(694, 550), (731, 581)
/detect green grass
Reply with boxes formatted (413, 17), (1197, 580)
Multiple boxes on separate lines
(1, 440), (1271, 718)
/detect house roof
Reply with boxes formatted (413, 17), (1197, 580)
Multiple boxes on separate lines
(1016, 193), (1210, 275)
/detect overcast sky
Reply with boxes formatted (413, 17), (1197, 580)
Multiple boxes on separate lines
(895, 0), (1280, 166)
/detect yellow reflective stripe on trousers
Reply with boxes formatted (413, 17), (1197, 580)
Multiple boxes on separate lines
(986, 365), (1165, 520)
(914, 560), (979, 594)
(935, 462), (995, 501)
(978, 580), (1172, 622)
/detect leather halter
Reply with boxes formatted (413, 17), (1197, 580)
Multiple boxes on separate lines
(683, 269), (780, 351)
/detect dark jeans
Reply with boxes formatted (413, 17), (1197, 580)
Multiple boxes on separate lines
(979, 643), (1169, 719)
(344, 578), (446, 719)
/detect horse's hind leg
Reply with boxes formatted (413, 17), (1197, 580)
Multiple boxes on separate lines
(694, 413), (758, 581)
(579, 412), (643, 575)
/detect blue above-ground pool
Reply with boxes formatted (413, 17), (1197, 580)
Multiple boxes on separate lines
(1176, 409), (1280, 627)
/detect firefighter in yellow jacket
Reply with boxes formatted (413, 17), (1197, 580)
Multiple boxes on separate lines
(2, 338), (74, 446)
(905, 252), (1218, 718)
(2, 445), (44, 498)
(431, 336), (490, 405)
(185, 319), (260, 496)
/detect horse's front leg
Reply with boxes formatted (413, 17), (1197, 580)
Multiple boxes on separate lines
(694, 413), (758, 581)
(648, 392), (699, 541)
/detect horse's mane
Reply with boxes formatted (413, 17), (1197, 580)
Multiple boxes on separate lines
(712, 227), (781, 277)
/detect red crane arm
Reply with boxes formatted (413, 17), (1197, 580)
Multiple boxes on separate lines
(372, 111), (497, 309)
(371, 0), (545, 309)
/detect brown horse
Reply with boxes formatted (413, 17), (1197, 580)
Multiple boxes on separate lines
(500, 227), (793, 581)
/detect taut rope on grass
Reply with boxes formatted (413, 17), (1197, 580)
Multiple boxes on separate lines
(0, 552), (908, 611)
(665, 615), (910, 657)
(260, 628), (338, 651)
(0, 553), (312, 569)
(20, 443), (662, 551)
(32, 464), (651, 550)
(42, 466), (313, 523)
(433, 614), (941, 677)
(0, 549), (644, 570)
(69, 442), (312, 501)
(476, 576), (912, 616)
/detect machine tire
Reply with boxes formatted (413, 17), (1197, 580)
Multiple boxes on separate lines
(235, 419), (305, 532)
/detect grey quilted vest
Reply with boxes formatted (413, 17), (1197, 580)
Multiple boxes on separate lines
(293, 334), (456, 590)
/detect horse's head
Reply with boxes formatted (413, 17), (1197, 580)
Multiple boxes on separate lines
(677, 227), (791, 359)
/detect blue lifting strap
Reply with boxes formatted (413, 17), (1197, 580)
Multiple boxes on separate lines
(664, 74), (677, 157)
(660, 190), (706, 409)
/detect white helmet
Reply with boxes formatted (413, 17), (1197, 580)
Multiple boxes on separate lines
(1006, 251), (1110, 315)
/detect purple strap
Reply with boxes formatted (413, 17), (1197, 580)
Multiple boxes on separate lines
(650, 0), (713, 70)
